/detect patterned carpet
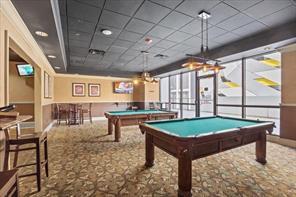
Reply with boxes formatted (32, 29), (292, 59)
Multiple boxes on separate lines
(17, 121), (296, 197)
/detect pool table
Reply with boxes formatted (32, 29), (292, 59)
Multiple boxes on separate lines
(139, 116), (274, 197)
(105, 110), (177, 142)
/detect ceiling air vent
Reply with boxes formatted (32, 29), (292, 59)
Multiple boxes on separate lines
(88, 49), (105, 56)
(154, 54), (169, 59)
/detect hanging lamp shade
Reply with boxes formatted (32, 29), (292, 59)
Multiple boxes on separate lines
(182, 57), (203, 70)
(209, 62), (225, 73)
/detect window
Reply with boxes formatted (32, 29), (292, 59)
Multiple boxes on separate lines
(160, 77), (169, 103)
(245, 52), (281, 106)
(182, 71), (196, 103)
(218, 60), (242, 105)
(170, 75), (180, 104)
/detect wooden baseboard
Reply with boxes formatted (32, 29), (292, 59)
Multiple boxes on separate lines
(267, 135), (296, 148)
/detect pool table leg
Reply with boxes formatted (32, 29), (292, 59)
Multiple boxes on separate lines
(178, 154), (192, 197)
(256, 132), (267, 164)
(108, 118), (113, 135)
(145, 133), (154, 167)
(115, 119), (121, 142)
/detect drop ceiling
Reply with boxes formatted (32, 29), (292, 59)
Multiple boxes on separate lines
(11, 0), (296, 77)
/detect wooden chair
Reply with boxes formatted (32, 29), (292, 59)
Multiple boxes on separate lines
(56, 104), (68, 125)
(80, 103), (92, 124)
(0, 169), (19, 197)
(6, 126), (48, 192)
(68, 104), (81, 125)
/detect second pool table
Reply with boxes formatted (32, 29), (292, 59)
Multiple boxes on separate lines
(139, 116), (274, 197)
(105, 109), (177, 142)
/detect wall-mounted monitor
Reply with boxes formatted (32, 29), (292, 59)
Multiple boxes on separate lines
(16, 64), (34, 77)
(113, 81), (133, 94)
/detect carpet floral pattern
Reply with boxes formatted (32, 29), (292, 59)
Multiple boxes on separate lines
(17, 121), (296, 196)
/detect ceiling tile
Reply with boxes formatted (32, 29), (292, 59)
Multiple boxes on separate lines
(216, 13), (255, 31)
(147, 25), (175, 39)
(179, 19), (212, 35)
(75, 0), (104, 8)
(108, 45), (128, 54)
(147, 46), (165, 54)
(69, 46), (89, 56)
(166, 31), (192, 43)
(104, 0), (144, 16)
(131, 42), (151, 51)
(125, 18), (155, 34)
(135, 1), (171, 23)
(68, 17), (96, 33)
(244, 0), (292, 19)
(67, 0), (101, 23)
(214, 32), (240, 44)
(182, 36), (201, 47)
(170, 43), (192, 52)
(99, 10), (130, 29)
(232, 21), (268, 36)
(102, 52), (122, 62)
(112, 39), (135, 48)
(69, 39), (90, 48)
(69, 31), (92, 42)
(119, 54), (137, 61)
(155, 39), (177, 49)
(123, 48), (141, 56)
(259, 6), (296, 27)
(150, 0), (183, 9)
(176, 0), (220, 17)
(119, 30), (143, 42)
(223, 0), (263, 11)
(159, 11), (193, 30)
(209, 2), (239, 25)
(91, 34), (114, 50)
(206, 26), (227, 39)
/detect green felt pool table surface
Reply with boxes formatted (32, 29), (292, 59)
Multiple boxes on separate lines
(146, 116), (270, 137)
(106, 109), (168, 116)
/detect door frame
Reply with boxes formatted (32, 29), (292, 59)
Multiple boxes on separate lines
(195, 73), (218, 117)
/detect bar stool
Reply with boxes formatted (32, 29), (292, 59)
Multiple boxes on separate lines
(80, 103), (92, 124)
(6, 127), (48, 192)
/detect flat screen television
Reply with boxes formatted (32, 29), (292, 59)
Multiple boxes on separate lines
(113, 81), (133, 94)
(16, 64), (34, 77)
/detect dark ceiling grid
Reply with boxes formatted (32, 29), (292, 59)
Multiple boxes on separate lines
(59, 0), (296, 76)
(100, 0), (192, 73)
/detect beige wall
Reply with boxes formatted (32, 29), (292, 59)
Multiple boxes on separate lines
(133, 82), (160, 104)
(0, 1), (55, 132)
(282, 50), (296, 104)
(54, 75), (133, 103)
(9, 61), (34, 103)
(280, 49), (296, 140)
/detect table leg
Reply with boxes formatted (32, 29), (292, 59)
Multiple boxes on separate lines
(145, 133), (154, 167)
(178, 150), (192, 197)
(108, 119), (113, 135)
(256, 132), (267, 164)
(114, 119), (121, 142)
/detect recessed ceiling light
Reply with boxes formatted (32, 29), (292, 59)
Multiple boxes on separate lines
(48, 55), (56, 59)
(101, 29), (112, 36)
(35, 31), (48, 37)
(75, 32), (80, 36)
(54, 66), (61, 69)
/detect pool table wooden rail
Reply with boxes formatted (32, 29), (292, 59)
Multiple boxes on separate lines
(104, 111), (177, 142)
(139, 116), (274, 197)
